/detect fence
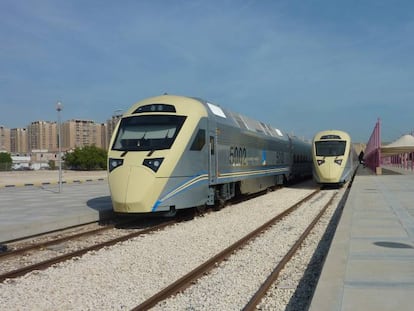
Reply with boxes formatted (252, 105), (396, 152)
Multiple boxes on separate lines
(365, 118), (382, 174)
(0, 162), (12, 171)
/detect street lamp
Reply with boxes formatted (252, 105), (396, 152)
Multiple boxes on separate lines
(56, 101), (63, 193)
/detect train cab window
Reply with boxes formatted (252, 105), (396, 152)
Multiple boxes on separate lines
(315, 141), (346, 156)
(190, 129), (206, 151)
(111, 115), (186, 151)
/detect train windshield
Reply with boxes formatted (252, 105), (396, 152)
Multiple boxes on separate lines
(111, 115), (187, 151)
(315, 141), (346, 157)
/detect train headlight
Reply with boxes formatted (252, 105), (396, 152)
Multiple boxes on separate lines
(334, 159), (343, 165)
(109, 158), (124, 172)
(317, 160), (325, 166)
(143, 158), (164, 172)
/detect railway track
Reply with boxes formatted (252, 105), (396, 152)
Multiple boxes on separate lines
(0, 187), (281, 283)
(0, 221), (121, 258)
(0, 195), (262, 284)
(132, 189), (335, 310)
(1, 182), (349, 310)
(128, 186), (349, 310)
(0, 219), (176, 282)
(243, 191), (337, 310)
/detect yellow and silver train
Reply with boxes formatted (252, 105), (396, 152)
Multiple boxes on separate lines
(107, 94), (312, 215)
(312, 130), (357, 186)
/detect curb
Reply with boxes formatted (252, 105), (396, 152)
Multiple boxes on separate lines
(0, 178), (107, 189)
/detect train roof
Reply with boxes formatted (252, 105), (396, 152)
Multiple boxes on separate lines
(125, 94), (289, 142)
(313, 130), (351, 142)
(194, 97), (289, 141)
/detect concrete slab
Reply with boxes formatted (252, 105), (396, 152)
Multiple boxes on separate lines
(342, 287), (414, 311)
(309, 174), (414, 311)
(346, 257), (414, 283)
(0, 182), (113, 243)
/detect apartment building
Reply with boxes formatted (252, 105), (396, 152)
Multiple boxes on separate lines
(10, 128), (28, 154)
(27, 121), (58, 152)
(1, 115), (120, 154)
(0, 126), (11, 152)
(98, 123), (108, 150)
(106, 114), (122, 149)
(62, 119), (106, 150)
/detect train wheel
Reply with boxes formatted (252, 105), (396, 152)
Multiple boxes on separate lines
(213, 198), (226, 211)
(196, 205), (207, 215)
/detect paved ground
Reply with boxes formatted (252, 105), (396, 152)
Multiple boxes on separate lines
(357, 165), (414, 176)
(310, 167), (414, 311)
(0, 171), (111, 243)
(0, 170), (107, 188)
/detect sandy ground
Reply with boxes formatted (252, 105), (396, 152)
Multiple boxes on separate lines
(0, 170), (107, 187)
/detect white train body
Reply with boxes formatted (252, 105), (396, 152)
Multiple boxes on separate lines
(312, 130), (357, 185)
(108, 95), (311, 214)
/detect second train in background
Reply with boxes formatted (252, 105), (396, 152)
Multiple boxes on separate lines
(312, 129), (358, 186)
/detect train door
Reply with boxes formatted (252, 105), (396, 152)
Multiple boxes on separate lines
(206, 128), (218, 206)
(208, 129), (218, 184)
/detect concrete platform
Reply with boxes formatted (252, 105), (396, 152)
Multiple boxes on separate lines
(309, 170), (414, 310)
(0, 181), (113, 243)
(0, 170), (107, 188)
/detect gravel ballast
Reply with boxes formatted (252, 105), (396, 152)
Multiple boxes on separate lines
(0, 184), (344, 310)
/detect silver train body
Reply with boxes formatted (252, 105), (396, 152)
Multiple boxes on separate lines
(312, 130), (357, 186)
(108, 95), (312, 214)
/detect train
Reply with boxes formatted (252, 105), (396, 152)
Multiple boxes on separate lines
(107, 94), (312, 215)
(312, 130), (358, 186)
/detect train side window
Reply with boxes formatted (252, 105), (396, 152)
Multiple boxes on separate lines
(190, 129), (206, 151)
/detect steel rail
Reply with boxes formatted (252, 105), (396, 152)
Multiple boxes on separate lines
(132, 190), (320, 311)
(0, 216), (145, 259)
(0, 224), (118, 259)
(0, 220), (175, 283)
(243, 192), (338, 310)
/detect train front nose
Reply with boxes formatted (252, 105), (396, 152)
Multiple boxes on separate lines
(109, 166), (160, 213)
(317, 161), (341, 183)
(321, 163), (337, 182)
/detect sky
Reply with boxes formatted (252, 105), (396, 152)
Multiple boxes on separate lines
(1, 0), (414, 143)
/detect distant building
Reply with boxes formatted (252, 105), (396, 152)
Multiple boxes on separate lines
(106, 113), (122, 149)
(0, 125), (11, 152)
(98, 122), (108, 150)
(27, 121), (58, 152)
(30, 149), (57, 170)
(62, 119), (105, 150)
(11, 150), (56, 170)
(2, 111), (123, 155)
(11, 155), (31, 170)
(10, 128), (28, 154)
